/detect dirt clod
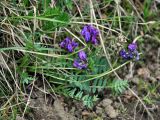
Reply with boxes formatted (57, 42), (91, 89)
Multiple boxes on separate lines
(131, 77), (140, 84)
(96, 106), (103, 115)
(101, 98), (113, 107)
(82, 110), (90, 116)
(137, 67), (150, 79)
(16, 116), (26, 120)
(104, 105), (118, 118)
(156, 75), (160, 81)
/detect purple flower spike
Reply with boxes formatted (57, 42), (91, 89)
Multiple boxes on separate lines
(73, 50), (88, 70)
(81, 26), (88, 36)
(128, 42), (137, 52)
(120, 42), (140, 61)
(78, 51), (87, 61)
(81, 25), (99, 44)
(73, 59), (87, 69)
(81, 25), (91, 42)
(59, 37), (78, 52)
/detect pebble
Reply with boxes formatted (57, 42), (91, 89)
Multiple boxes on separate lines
(131, 77), (140, 84)
(96, 106), (103, 115)
(16, 116), (26, 120)
(105, 105), (118, 118)
(101, 98), (113, 107)
(137, 67), (150, 79)
(148, 76), (157, 83)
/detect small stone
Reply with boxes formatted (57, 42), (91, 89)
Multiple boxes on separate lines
(156, 0), (160, 3)
(131, 77), (139, 84)
(124, 90), (134, 101)
(96, 106), (103, 115)
(137, 68), (150, 79)
(148, 76), (157, 83)
(105, 105), (118, 118)
(82, 110), (90, 116)
(125, 74), (132, 80)
(155, 69), (160, 76)
(97, 103), (101, 107)
(101, 98), (113, 107)
(156, 75), (160, 81)
(113, 102), (121, 109)
(16, 116), (26, 120)
(155, 70), (160, 81)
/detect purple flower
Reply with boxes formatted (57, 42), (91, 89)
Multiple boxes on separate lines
(59, 41), (65, 48)
(119, 49), (129, 59)
(73, 59), (87, 69)
(81, 26), (88, 36)
(81, 25), (91, 42)
(60, 37), (78, 52)
(134, 50), (140, 61)
(120, 42), (140, 60)
(67, 44), (73, 52)
(81, 25), (99, 44)
(128, 42), (137, 52)
(78, 51), (87, 61)
(128, 52), (134, 59)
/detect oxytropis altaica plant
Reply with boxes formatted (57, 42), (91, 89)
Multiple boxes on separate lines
(59, 25), (140, 108)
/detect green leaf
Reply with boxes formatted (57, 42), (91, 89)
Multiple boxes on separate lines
(41, 0), (52, 10)
(65, 0), (73, 10)
(75, 91), (83, 100)
(108, 80), (129, 94)
(23, 77), (34, 84)
(69, 88), (76, 98)
(23, 0), (30, 7)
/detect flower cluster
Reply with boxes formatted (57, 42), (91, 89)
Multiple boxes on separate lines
(60, 37), (78, 52)
(81, 25), (99, 45)
(119, 42), (139, 60)
(73, 51), (87, 69)
(59, 25), (100, 69)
